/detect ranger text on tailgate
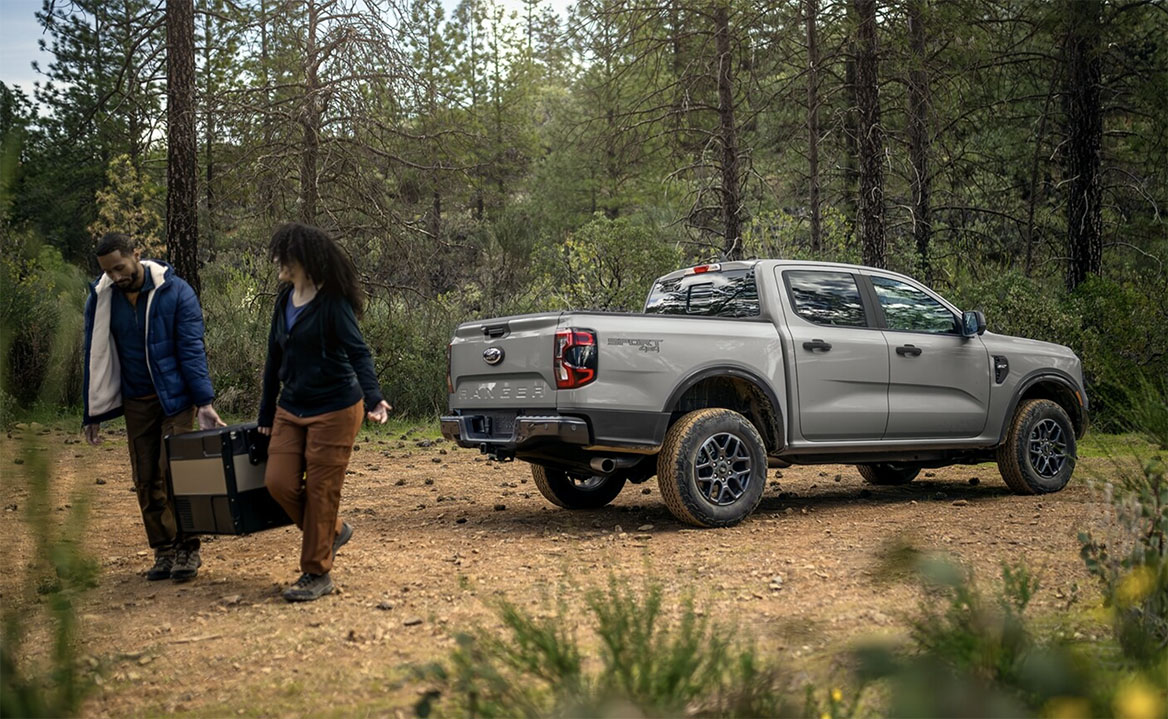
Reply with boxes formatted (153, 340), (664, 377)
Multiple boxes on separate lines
(441, 260), (1088, 527)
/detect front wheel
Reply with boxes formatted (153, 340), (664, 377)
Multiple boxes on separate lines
(530, 464), (627, 509)
(996, 398), (1076, 494)
(857, 463), (921, 485)
(656, 408), (767, 527)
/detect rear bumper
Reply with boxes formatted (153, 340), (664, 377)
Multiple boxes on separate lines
(440, 414), (590, 451)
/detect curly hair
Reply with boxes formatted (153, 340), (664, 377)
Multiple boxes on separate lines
(268, 223), (365, 316)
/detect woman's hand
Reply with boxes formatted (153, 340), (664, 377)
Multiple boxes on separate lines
(366, 400), (392, 424)
(257, 426), (272, 436)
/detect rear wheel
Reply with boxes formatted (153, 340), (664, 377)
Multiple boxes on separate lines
(656, 408), (767, 527)
(996, 398), (1076, 494)
(530, 464), (627, 509)
(857, 463), (921, 485)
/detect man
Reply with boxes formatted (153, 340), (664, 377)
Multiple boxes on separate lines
(82, 232), (226, 582)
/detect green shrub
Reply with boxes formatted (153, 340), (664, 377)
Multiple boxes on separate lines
(1, 439), (100, 718)
(363, 296), (459, 418)
(1, 261), (99, 715)
(860, 549), (1101, 717)
(1079, 373), (1168, 666)
(200, 258), (272, 416)
(536, 214), (683, 312)
(0, 231), (87, 414)
(416, 578), (799, 718)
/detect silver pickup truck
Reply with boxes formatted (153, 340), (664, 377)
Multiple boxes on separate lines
(441, 260), (1088, 527)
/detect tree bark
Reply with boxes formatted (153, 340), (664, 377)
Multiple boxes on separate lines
(202, 9), (216, 261)
(166, 0), (200, 295)
(842, 5), (859, 244)
(805, 0), (822, 253)
(259, 0), (277, 223)
(714, 3), (742, 260)
(1063, 0), (1103, 291)
(854, 0), (885, 269)
(299, 0), (322, 225)
(906, 0), (931, 280)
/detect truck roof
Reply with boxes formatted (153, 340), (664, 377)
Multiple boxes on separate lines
(653, 259), (923, 285)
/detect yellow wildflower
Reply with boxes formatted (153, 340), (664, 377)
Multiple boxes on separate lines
(1042, 697), (1090, 719)
(1114, 677), (1165, 719)
(1115, 566), (1157, 607)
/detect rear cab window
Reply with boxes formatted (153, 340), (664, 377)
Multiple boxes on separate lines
(783, 270), (870, 327)
(645, 268), (760, 318)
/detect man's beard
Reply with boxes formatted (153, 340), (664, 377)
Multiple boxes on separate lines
(117, 266), (140, 288)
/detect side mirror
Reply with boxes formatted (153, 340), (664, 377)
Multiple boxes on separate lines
(962, 310), (986, 337)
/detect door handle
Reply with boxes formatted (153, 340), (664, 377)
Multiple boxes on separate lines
(896, 344), (922, 357)
(803, 339), (832, 351)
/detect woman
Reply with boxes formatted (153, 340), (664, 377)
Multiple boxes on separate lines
(257, 223), (391, 602)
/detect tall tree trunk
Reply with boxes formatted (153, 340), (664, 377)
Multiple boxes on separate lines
(430, 191), (442, 240)
(854, 0), (885, 269)
(166, 0), (200, 295)
(259, 0), (276, 223)
(605, 107), (619, 218)
(714, 3), (742, 260)
(805, 0), (822, 253)
(1063, 0), (1103, 291)
(299, 0), (321, 225)
(202, 11), (216, 261)
(842, 7), (859, 244)
(1025, 63), (1059, 277)
(906, 0), (931, 280)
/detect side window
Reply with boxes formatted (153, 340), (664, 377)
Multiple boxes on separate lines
(784, 271), (868, 327)
(871, 276), (958, 334)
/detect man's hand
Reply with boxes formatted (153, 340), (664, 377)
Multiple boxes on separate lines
(257, 426), (271, 436)
(83, 423), (101, 446)
(366, 400), (392, 424)
(197, 404), (227, 431)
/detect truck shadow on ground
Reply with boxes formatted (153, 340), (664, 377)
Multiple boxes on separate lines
(451, 479), (1017, 536)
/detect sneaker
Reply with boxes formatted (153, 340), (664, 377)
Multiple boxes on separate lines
(283, 572), (335, 602)
(332, 521), (353, 559)
(171, 546), (202, 582)
(146, 549), (174, 581)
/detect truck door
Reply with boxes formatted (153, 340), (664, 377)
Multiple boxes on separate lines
(865, 274), (991, 438)
(777, 269), (889, 441)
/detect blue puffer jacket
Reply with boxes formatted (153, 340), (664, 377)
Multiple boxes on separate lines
(83, 260), (215, 424)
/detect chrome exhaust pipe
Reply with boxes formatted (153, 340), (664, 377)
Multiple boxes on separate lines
(590, 457), (617, 473)
(589, 456), (641, 474)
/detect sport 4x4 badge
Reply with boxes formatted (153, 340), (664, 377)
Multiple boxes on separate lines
(607, 337), (662, 353)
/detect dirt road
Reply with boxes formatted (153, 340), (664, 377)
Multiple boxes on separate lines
(1, 423), (1113, 717)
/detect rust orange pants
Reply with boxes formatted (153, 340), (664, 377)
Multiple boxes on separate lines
(264, 401), (363, 574)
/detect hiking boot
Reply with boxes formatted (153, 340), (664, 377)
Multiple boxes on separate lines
(283, 572), (335, 602)
(332, 521), (353, 559)
(146, 549), (174, 581)
(171, 546), (202, 582)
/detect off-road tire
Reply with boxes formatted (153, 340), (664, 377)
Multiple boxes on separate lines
(656, 408), (767, 527)
(857, 463), (921, 485)
(996, 398), (1076, 495)
(530, 464), (627, 509)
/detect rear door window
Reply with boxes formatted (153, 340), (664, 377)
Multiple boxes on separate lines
(645, 269), (760, 318)
(784, 270), (869, 327)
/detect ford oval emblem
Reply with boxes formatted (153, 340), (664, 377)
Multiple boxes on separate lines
(483, 347), (504, 366)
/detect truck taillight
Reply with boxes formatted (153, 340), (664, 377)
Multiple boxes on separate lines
(554, 328), (598, 389)
(446, 342), (454, 394)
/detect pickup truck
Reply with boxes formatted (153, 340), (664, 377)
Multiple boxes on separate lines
(441, 260), (1088, 527)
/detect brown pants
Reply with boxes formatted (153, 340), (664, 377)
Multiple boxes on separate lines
(265, 401), (364, 575)
(123, 396), (196, 550)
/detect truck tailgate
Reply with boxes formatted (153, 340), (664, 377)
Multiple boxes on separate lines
(449, 313), (561, 408)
